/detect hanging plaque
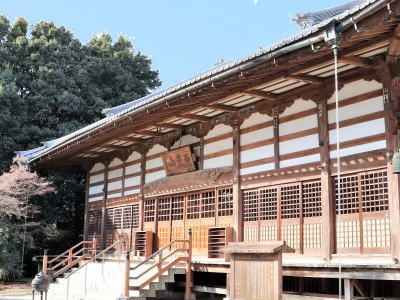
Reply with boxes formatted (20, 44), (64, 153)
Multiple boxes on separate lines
(162, 146), (196, 176)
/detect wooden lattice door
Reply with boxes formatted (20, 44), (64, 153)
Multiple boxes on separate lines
(171, 195), (185, 250)
(157, 196), (172, 249)
(335, 169), (390, 254)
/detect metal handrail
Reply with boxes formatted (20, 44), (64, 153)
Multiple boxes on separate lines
(130, 239), (189, 271)
(64, 240), (121, 279)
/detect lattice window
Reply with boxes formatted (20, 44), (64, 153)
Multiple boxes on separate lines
(303, 223), (322, 249)
(335, 175), (359, 215)
(113, 208), (122, 229)
(281, 185), (300, 219)
(282, 224), (300, 249)
(336, 221), (360, 248)
(303, 181), (322, 218)
(361, 171), (389, 213)
(144, 199), (155, 222)
(172, 196), (184, 221)
(260, 226), (277, 241)
(122, 206), (132, 229)
(187, 193), (200, 219)
(201, 190), (215, 218)
(217, 188), (233, 217)
(363, 218), (390, 248)
(158, 197), (171, 221)
(243, 190), (259, 222)
(132, 204), (140, 228)
(106, 208), (114, 230)
(260, 188), (277, 220)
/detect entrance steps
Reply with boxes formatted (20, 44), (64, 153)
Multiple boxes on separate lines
(46, 260), (186, 300)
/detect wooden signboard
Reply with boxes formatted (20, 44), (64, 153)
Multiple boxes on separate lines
(162, 146), (196, 176)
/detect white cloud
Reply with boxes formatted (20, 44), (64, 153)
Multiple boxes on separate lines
(252, 0), (259, 5)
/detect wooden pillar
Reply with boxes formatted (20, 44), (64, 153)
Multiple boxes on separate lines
(344, 279), (354, 300)
(139, 150), (147, 232)
(83, 169), (91, 241)
(317, 100), (335, 261)
(199, 137), (204, 170)
(100, 162), (110, 250)
(383, 85), (400, 263)
(378, 59), (400, 262)
(232, 123), (243, 242)
(273, 115), (280, 169)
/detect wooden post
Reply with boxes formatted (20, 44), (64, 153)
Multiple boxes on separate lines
(68, 249), (73, 266)
(100, 162), (110, 250)
(378, 61), (400, 262)
(184, 228), (193, 300)
(123, 251), (130, 297)
(83, 169), (91, 241)
(139, 151), (147, 232)
(344, 278), (354, 300)
(199, 137), (204, 170)
(92, 236), (97, 252)
(232, 123), (243, 242)
(273, 115), (280, 169)
(42, 250), (48, 275)
(317, 100), (335, 261)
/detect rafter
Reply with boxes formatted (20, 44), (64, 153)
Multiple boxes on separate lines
(241, 90), (278, 101)
(339, 56), (375, 68)
(156, 123), (186, 130)
(285, 74), (323, 84)
(117, 136), (143, 143)
(136, 130), (161, 137)
(206, 103), (239, 112)
(181, 114), (210, 122)
(103, 144), (128, 150)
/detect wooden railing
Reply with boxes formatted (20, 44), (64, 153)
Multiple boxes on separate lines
(43, 237), (97, 278)
(123, 229), (193, 300)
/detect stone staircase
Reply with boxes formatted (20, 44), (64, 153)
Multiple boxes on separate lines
(46, 260), (186, 300)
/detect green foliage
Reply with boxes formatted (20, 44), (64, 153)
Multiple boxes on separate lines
(0, 15), (161, 276)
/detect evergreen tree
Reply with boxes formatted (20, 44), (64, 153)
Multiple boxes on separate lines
(0, 16), (161, 275)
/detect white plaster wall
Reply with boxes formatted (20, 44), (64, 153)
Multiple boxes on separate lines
(204, 138), (232, 155)
(108, 168), (123, 179)
(240, 163), (275, 176)
(91, 163), (105, 173)
(145, 170), (167, 183)
(107, 181), (122, 191)
(126, 151), (141, 162)
(241, 145), (274, 163)
(327, 80), (381, 104)
(109, 158), (122, 168)
(125, 163), (141, 175)
(125, 189), (140, 196)
(89, 173), (104, 184)
(125, 176), (140, 187)
(89, 185), (104, 195)
(204, 154), (233, 169)
(171, 134), (199, 149)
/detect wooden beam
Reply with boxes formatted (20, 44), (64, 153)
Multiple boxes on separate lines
(181, 114), (210, 122)
(206, 103), (239, 112)
(242, 90), (277, 101)
(339, 56), (375, 68)
(285, 74), (323, 84)
(136, 130), (160, 137)
(117, 136), (143, 143)
(104, 144), (128, 150)
(156, 123), (185, 130)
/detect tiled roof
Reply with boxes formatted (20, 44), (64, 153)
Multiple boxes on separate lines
(19, 0), (382, 162)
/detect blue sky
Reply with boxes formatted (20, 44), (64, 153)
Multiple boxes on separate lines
(2, 0), (348, 90)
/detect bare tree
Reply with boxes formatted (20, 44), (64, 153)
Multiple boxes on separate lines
(0, 156), (54, 280)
